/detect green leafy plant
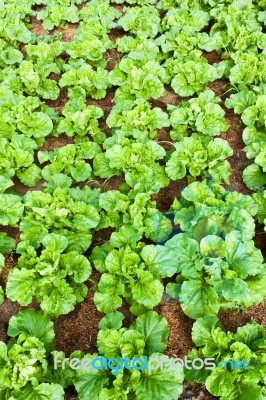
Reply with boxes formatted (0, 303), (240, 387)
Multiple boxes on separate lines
(57, 100), (105, 142)
(200, 0), (265, 53)
(165, 135), (233, 184)
(7, 233), (92, 316)
(72, 311), (184, 400)
(92, 230), (163, 315)
(118, 5), (160, 38)
(116, 36), (160, 63)
(0, 309), (65, 399)
(164, 52), (226, 97)
(79, 0), (120, 28)
(229, 52), (266, 87)
(106, 99), (170, 140)
(169, 90), (228, 140)
(38, 142), (100, 183)
(94, 137), (169, 194)
(36, 0), (81, 30)
(186, 316), (266, 400)
(0, 193), (24, 226)
(98, 191), (172, 242)
(0, 0), (33, 46)
(67, 21), (113, 68)
(156, 182), (266, 319)
(20, 180), (101, 252)
(60, 63), (111, 100)
(109, 56), (169, 103)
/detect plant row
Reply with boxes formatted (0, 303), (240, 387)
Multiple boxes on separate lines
(0, 0), (266, 399)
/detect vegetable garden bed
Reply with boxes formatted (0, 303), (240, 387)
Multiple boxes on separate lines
(0, 0), (266, 399)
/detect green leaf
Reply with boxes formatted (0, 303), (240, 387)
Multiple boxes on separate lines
(179, 280), (220, 319)
(0, 233), (15, 254)
(132, 270), (163, 308)
(75, 368), (109, 400)
(8, 309), (54, 345)
(17, 164), (42, 187)
(133, 353), (184, 400)
(98, 312), (125, 330)
(6, 268), (37, 306)
(36, 280), (80, 317)
(95, 274), (124, 313)
(243, 164), (266, 190)
(17, 112), (53, 138)
(132, 311), (169, 355)
(97, 329), (123, 358)
(0, 194), (24, 226)
(221, 279), (248, 301)
(200, 235), (226, 258)
(11, 383), (65, 400)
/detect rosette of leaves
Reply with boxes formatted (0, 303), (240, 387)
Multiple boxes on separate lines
(118, 5), (160, 38)
(1, 52), (63, 101)
(165, 135), (233, 184)
(0, 308), (65, 399)
(91, 228), (163, 315)
(60, 63), (111, 100)
(229, 52), (266, 87)
(18, 57), (61, 101)
(106, 99), (170, 140)
(38, 142), (101, 183)
(164, 51), (226, 97)
(20, 40), (66, 100)
(79, 0), (120, 29)
(0, 193), (24, 226)
(0, 88), (57, 188)
(94, 136), (169, 194)
(116, 37), (161, 63)
(109, 56), (169, 103)
(169, 90), (228, 140)
(157, 27), (206, 59)
(66, 21), (113, 68)
(20, 179), (101, 252)
(0, 136), (42, 188)
(68, 311), (184, 400)
(0, 37), (23, 67)
(98, 192), (172, 243)
(171, 181), (258, 240)
(199, 0), (265, 53)
(57, 100), (106, 143)
(35, 0), (81, 30)
(0, 232), (16, 304)
(186, 316), (266, 400)
(156, 182), (266, 319)
(161, 6), (210, 33)
(7, 233), (92, 316)
(0, 89), (56, 144)
(0, 0), (34, 46)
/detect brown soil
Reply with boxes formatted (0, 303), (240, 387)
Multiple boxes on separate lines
(54, 272), (103, 356)
(157, 300), (194, 358)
